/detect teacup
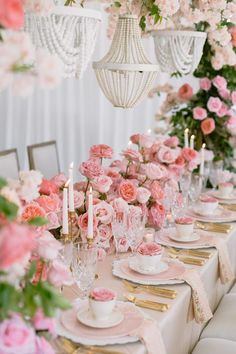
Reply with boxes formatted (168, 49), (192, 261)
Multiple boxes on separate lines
(218, 182), (233, 198)
(175, 217), (194, 239)
(89, 288), (116, 321)
(198, 196), (218, 215)
(136, 242), (162, 271)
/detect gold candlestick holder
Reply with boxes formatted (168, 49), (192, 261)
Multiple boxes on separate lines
(87, 236), (94, 247)
(68, 210), (77, 240)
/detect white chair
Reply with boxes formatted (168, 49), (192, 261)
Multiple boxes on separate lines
(200, 294), (236, 342)
(192, 338), (236, 354)
(27, 141), (60, 179)
(0, 148), (20, 180)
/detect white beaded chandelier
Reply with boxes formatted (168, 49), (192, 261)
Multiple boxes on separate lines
(93, 15), (159, 108)
(25, 6), (101, 78)
(152, 30), (207, 75)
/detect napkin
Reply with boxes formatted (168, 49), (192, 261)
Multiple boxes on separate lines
(176, 269), (213, 324)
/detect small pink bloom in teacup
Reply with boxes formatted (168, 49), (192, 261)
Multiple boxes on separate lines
(175, 217), (194, 239)
(137, 243), (162, 271)
(137, 242), (162, 256)
(218, 182), (234, 197)
(89, 288), (116, 321)
(175, 217), (194, 225)
(199, 196), (218, 203)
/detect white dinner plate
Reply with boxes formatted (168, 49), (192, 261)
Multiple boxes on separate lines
(77, 308), (124, 329)
(211, 190), (236, 200)
(129, 258), (168, 275)
(168, 232), (200, 243)
(187, 206), (236, 223)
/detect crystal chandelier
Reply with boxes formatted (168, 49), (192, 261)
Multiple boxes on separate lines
(25, 6), (101, 78)
(93, 15), (159, 109)
(152, 30), (207, 75)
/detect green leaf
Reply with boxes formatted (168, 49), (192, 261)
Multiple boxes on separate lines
(28, 216), (48, 226)
(0, 196), (18, 220)
(114, 1), (121, 7)
(139, 16), (146, 31)
(0, 177), (7, 189)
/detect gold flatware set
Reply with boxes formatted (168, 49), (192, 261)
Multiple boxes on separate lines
(220, 203), (236, 212)
(122, 279), (177, 299)
(195, 221), (232, 233)
(124, 294), (170, 312)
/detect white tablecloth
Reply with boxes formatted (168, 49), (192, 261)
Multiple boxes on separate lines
(63, 225), (236, 354)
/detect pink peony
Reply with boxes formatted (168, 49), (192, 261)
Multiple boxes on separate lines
(92, 175), (112, 193)
(139, 134), (154, 148)
(193, 107), (207, 120)
(212, 75), (227, 90)
(130, 134), (140, 144)
(144, 163), (165, 180)
(36, 231), (62, 260)
(0, 314), (35, 353)
(79, 159), (104, 180)
(39, 179), (59, 195)
(181, 148), (198, 162)
(178, 84), (193, 100)
(174, 156), (185, 167)
(121, 148), (143, 162)
(218, 102), (229, 117)
(93, 201), (114, 224)
(118, 181), (137, 203)
(21, 203), (46, 223)
(74, 190), (85, 209)
(231, 91), (236, 105)
(164, 136), (179, 148)
(199, 77), (211, 91)
(0, 223), (35, 269)
(33, 309), (55, 335)
(150, 181), (165, 201)
(98, 224), (112, 242)
(136, 187), (151, 204)
(77, 212), (98, 232)
(207, 97), (222, 113)
(47, 260), (73, 287)
(35, 336), (55, 354)
(219, 89), (230, 100)
(148, 203), (166, 228)
(201, 118), (216, 135)
(0, 0), (24, 30)
(37, 193), (61, 213)
(50, 173), (67, 188)
(89, 144), (113, 159)
(157, 145), (178, 164)
(90, 287), (116, 301)
(137, 242), (162, 256)
(46, 212), (60, 230)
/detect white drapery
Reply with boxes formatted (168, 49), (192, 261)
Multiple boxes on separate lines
(0, 4), (195, 178)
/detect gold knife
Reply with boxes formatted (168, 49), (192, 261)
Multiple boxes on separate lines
(124, 294), (170, 312)
(178, 256), (205, 266)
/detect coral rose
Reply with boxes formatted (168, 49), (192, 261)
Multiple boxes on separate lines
(201, 118), (216, 135)
(199, 77), (211, 91)
(193, 107), (207, 120)
(39, 178), (59, 195)
(37, 194), (61, 213)
(79, 159), (104, 179)
(118, 181), (137, 203)
(0, 0), (24, 30)
(89, 144), (113, 159)
(178, 84), (193, 100)
(21, 203), (46, 223)
(150, 181), (165, 201)
(148, 203), (166, 228)
(182, 148), (198, 162)
(207, 97), (222, 113)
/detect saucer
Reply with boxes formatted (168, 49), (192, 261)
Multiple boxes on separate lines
(169, 232), (200, 243)
(77, 308), (124, 329)
(211, 190), (236, 200)
(129, 258), (168, 275)
(193, 206), (221, 217)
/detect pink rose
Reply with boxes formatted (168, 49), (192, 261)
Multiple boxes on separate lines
(33, 309), (55, 335)
(148, 203), (166, 228)
(182, 148), (198, 162)
(39, 179), (59, 196)
(90, 287), (116, 301)
(98, 224), (112, 245)
(150, 181), (165, 201)
(219, 89), (230, 99)
(201, 118), (215, 135)
(50, 173), (67, 188)
(218, 102), (229, 117)
(36, 231), (62, 260)
(117, 236), (129, 252)
(136, 187), (151, 204)
(89, 144), (113, 159)
(78, 212), (98, 232)
(118, 181), (137, 202)
(178, 84), (193, 100)
(79, 159), (104, 179)
(212, 75), (227, 90)
(207, 97), (222, 113)
(37, 193), (61, 213)
(199, 77), (211, 91)
(111, 197), (129, 213)
(46, 212), (60, 230)
(0, 0), (24, 30)
(94, 201), (114, 224)
(0, 223), (35, 269)
(164, 136), (179, 148)
(137, 242), (162, 256)
(74, 181), (88, 192)
(174, 156), (185, 167)
(74, 190), (85, 209)
(157, 146), (178, 164)
(21, 203), (46, 223)
(35, 336), (55, 354)
(230, 26), (236, 46)
(121, 149), (143, 162)
(47, 260), (73, 287)
(0, 314), (35, 353)
(231, 91), (236, 105)
(139, 134), (154, 148)
(130, 134), (140, 144)
(92, 175), (112, 193)
(175, 217), (193, 224)
(144, 163), (165, 180)
(193, 107), (207, 120)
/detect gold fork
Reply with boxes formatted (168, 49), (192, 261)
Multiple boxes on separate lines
(166, 250), (206, 266)
(58, 337), (123, 354)
(195, 221), (232, 233)
(122, 280), (177, 299)
(124, 294), (170, 312)
(168, 247), (212, 259)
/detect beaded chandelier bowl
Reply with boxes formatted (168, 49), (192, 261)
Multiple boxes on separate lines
(93, 15), (159, 109)
(25, 6), (101, 78)
(152, 30), (207, 75)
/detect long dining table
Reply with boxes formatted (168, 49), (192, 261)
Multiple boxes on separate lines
(61, 224), (236, 354)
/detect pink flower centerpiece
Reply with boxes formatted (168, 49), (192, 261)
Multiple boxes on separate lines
(89, 288), (116, 321)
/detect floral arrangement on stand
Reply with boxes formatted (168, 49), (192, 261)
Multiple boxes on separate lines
(0, 0), (62, 96)
(0, 172), (73, 354)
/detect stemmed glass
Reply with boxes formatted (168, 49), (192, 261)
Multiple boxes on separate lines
(179, 172), (191, 208)
(126, 211), (145, 254)
(71, 242), (97, 299)
(189, 174), (202, 206)
(111, 212), (128, 257)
